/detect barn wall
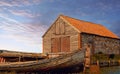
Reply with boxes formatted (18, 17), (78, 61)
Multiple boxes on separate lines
(43, 18), (79, 54)
(81, 33), (120, 54)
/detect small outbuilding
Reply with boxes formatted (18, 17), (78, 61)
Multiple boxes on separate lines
(42, 15), (120, 54)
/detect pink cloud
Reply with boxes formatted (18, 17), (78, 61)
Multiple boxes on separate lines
(0, 0), (42, 7)
(32, 0), (42, 4)
(9, 10), (41, 18)
(0, 14), (46, 44)
(0, 0), (21, 7)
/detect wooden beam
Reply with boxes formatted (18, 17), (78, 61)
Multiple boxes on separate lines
(78, 33), (82, 49)
(19, 56), (21, 62)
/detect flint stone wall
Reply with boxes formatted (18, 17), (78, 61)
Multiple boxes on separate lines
(81, 33), (120, 54)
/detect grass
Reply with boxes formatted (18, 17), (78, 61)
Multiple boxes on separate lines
(91, 53), (120, 62)
(0, 71), (16, 74)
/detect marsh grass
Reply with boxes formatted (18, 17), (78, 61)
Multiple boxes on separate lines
(0, 71), (16, 74)
(91, 53), (120, 62)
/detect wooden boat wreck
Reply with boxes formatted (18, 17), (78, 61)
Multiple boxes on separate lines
(0, 49), (85, 72)
(0, 50), (46, 62)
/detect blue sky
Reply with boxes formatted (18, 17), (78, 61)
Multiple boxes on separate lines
(0, 0), (120, 53)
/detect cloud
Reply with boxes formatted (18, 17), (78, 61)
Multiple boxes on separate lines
(0, 13), (47, 52)
(0, 0), (42, 7)
(0, 0), (14, 7)
(96, 2), (113, 11)
(9, 9), (41, 18)
(32, 0), (42, 4)
(0, 14), (46, 43)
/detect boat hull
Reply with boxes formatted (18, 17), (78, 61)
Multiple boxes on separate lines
(0, 49), (85, 72)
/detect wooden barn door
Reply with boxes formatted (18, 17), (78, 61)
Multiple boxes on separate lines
(61, 36), (70, 52)
(51, 38), (61, 53)
(51, 36), (70, 53)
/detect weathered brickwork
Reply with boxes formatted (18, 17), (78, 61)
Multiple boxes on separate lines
(81, 33), (120, 54)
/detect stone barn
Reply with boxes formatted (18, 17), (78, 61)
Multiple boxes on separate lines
(42, 15), (120, 55)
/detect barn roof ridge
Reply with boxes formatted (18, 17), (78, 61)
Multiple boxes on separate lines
(43, 14), (118, 39)
(60, 14), (118, 39)
(60, 14), (104, 26)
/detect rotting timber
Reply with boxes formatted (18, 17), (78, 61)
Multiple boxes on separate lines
(0, 47), (119, 73)
(0, 49), (85, 72)
(0, 50), (46, 62)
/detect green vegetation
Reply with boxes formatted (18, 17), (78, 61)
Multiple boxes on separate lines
(91, 52), (120, 62)
(101, 66), (120, 74)
(0, 71), (16, 74)
(114, 55), (120, 60)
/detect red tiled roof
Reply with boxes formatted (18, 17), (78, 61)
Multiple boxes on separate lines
(61, 15), (118, 38)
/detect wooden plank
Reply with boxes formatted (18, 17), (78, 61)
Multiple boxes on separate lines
(0, 49), (85, 72)
(58, 38), (61, 52)
(61, 36), (70, 52)
(78, 34), (81, 49)
(51, 38), (61, 53)
(55, 22), (60, 34)
(60, 22), (65, 34)
(43, 17), (79, 53)
(51, 38), (56, 53)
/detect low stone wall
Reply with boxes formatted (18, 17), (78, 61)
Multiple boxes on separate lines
(92, 60), (120, 67)
(81, 33), (120, 54)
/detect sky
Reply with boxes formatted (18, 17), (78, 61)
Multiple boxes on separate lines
(0, 0), (120, 53)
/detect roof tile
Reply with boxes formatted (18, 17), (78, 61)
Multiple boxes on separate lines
(61, 15), (118, 38)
